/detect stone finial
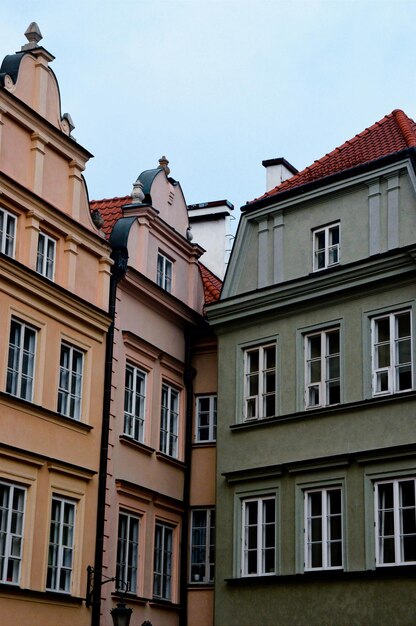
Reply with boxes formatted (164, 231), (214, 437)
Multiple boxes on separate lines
(158, 155), (170, 175)
(186, 226), (193, 242)
(21, 23), (43, 51)
(131, 180), (145, 203)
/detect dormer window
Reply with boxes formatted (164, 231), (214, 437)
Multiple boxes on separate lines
(157, 253), (173, 293)
(313, 223), (340, 271)
(0, 208), (16, 258)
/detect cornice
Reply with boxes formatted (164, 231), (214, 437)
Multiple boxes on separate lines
(208, 246), (416, 327)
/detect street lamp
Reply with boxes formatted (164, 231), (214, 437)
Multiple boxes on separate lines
(86, 565), (133, 626)
(110, 600), (133, 626)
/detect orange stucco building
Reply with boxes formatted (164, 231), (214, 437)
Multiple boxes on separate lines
(0, 24), (112, 625)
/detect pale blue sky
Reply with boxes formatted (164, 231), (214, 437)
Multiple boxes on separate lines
(1, 0), (416, 215)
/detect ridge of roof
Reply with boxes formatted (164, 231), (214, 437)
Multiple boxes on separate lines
(249, 109), (416, 206)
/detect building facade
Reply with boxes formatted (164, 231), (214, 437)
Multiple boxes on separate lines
(208, 111), (416, 626)
(0, 25), (112, 626)
(90, 161), (220, 626)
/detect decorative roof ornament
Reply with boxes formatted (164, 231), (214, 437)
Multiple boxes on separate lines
(131, 180), (145, 203)
(21, 22), (43, 51)
(158, 155), (170, 175)
(186, 226), (193, 242)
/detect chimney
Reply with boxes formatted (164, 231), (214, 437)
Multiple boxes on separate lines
(262, 157), (298, 192)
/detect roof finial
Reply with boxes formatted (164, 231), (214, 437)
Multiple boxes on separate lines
(158, 155), (170, 175)
(21, 22), (43, 51)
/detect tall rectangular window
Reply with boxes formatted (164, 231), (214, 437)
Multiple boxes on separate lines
(57, 343), (83, 420)
(157, 253), (173, 293)
(160, 384), (179, 458)
(375, 478), (416, 566)
(313, 223), (340, 271)
(153, 523), (173, 600)
(242, 497), (275, 576)
(244, 343), (277, 420)
(195, 396), (217, 442)
(0, 208), (16, 257)
(304, 487), (343, 570)
(305, 328), (340, 408)
(372, 310), (412, 396)
(36, 232), (56, 280)
(190, 509), (215, 583)
(124, 365), (146, 443)
(116, 513), (139, 593)
(46, 496), (75, 593)
(0, 482), (26, 585)
(6, 319), (36, 401)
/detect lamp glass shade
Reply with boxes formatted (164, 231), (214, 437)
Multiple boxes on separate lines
(110, 602), (133, 626)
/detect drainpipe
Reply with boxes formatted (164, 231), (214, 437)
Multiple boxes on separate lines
(91, 248), (128, 626)
(180, 325), (195, 626)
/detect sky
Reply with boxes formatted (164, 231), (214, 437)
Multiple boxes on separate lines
(1, 0), (416, 223)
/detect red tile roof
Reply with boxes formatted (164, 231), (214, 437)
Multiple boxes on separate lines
(199, 263), (222, 305)
(90, 195), (131, 238)
(250, 110), (416, 205)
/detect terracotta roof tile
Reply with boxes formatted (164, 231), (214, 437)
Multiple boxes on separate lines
(199, 263), (222, 305)
(90, 195), (131, 238)
(251, 110), (416, 204)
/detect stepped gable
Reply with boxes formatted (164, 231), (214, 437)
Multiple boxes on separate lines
(199, 263), (222, 304)
(250, 109), (416, 205)
(90, 196), (131, 238)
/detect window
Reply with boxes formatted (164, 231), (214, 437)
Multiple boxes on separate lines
(190, 509), (215, 583)
(313, 223), (340, 271)
(124, 365), (146, 443)
(160, 384), (179, 458)
(371, 310), (412, 396)
(244, 343), (277, 420)
(6, 319), (36, 401)
(375, 478), (416, 566)
(195, 396), (217, 442)
(153, 523), (173, 600)
(116, 513), (139, 593)
(46, 496), (75, 593)
(0, 482), (25, 585)
(57, 343), (84, 420)
(305, 328), (340, 408)
(0, 208), (16, 257)
(304, 487), (343, 570)
(36, 232), (56, 280)
(157, 253), (173, 293)
(242, 497), (275, 576)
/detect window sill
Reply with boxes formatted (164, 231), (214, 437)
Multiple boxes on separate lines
(155, 451), (186, 469)
(192, 441), (216, 448)
(225, 566), (416, 585)
(111, 591), (147, 605)
(0, 584), (83, 603)
(149, 597), (181, 611)
(231, 389), (416, 432)
(119, 435), (154, 455)
(187, 582), (214, 589)
(0, 392), (93, 432)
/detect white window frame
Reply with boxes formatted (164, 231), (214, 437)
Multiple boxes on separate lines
(304, 486), (343, 571)
(195, 395), (217, 442)
(36, 232), (56, 280)
(157, 252), (173, 293)
(46, 496), (76, 593)
(0, 482), (26, 585)
(160, 383), (179, 458)
(241, 496), (276, 577)
(57, 343), (84, 420)
(190, 509), (215, 584)
(153, 523), (173, 600)
(243, 343), (277, 421)
(375, 477), (416, 566)
(6, 318), (37, 401)
(371, 310), (413, 396)
(116, 512), (139, 593)
(305, 327), (340, 409)
(313, 223), (340, 271)
(0, 207), (16, 258)
(124, 364), (146, 443)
